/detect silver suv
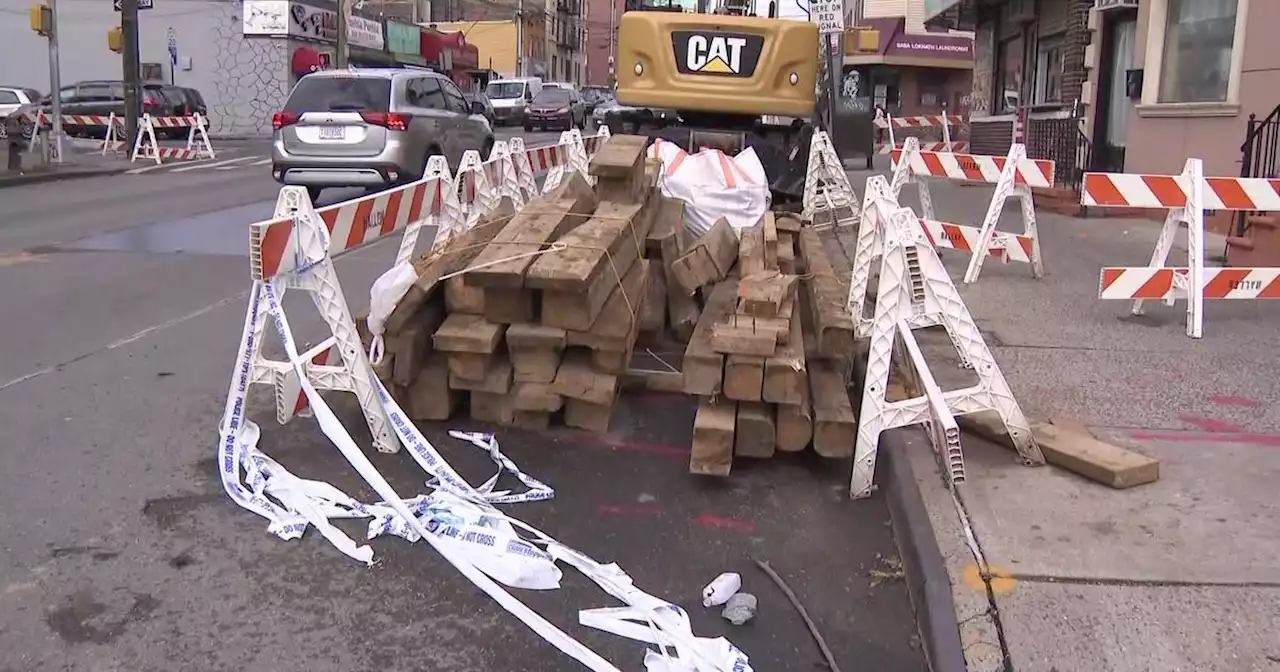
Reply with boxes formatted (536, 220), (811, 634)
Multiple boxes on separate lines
(271, 69), (494, 202)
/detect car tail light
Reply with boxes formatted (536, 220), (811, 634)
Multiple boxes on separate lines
(360, 111), (408, 131)
(142, 95), (158, 110)
(272, 111), (300, 129)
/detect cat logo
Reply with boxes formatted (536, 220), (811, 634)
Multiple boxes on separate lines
(685, 34), (747, 75)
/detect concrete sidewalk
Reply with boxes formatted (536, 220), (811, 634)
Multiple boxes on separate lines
(832, 171), (1280, 672)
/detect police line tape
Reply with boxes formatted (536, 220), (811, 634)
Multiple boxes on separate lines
(218, 273), (754, 670)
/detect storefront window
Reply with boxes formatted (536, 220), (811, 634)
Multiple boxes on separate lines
(918, 70), (949, 110)
(995, 35), (1022, 113)
(1158, 0), (1237, 103)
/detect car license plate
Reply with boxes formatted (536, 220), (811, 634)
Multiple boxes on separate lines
(319, 126), (345, 140)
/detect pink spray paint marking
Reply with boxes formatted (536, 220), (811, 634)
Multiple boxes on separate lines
(596, 503), (664, 517)
(690, 513), (756, 534)
(1177, 414), (1245, 433)
(1207, 394), (1263, 409)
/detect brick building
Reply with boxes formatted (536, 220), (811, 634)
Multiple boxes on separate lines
(584, 0), (623, 86)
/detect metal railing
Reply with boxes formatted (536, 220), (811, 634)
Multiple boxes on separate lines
(1024, 112), (1092, 192)
(1236, 103), (1280, 235)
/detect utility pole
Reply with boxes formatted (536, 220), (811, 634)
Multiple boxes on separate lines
(45, 0), (63, 163)
(121, 0), (141, 150)
(515, 7), (523, 76)
(607, 0), (616, 85)
(336, 0), (349, 67)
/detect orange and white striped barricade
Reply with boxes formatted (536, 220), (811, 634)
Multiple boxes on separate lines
(849, 173), (1043, 498)
(803, 129), (857, 226)
(256, 176), (459, 424)
(874, 113), (968, 155)
(1081, 158), (1280, 339)
(100, 112), (128, 154)
(129, 112), (215, 165)
(889, 136), (1054, 284)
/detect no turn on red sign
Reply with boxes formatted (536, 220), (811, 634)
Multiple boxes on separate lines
(810, 0), (844, 35)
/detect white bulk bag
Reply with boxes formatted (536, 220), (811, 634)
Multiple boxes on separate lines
(647, 139), (771, 239)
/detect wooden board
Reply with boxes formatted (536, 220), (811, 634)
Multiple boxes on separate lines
(464, 173), (598, 289)
(563, 258), (650, 353)
(470, 390), (515, 425)
(797, 228), (855, 361)
(723, 354), (765, 402)
(527, 199), (650, 296)
(588, 134), (649, 179)
(800, 292), (855, 458)
(762, 212), (778, 271)
(738, 272), (797, 318)
(506, 323), (566, 384)
(738, 218), (765, 277)
(735, 402), (776, 459)
(774, 214), (803, 233)
(445, 275), (485, 314)
(763, 299), (807, 405)
(433, 313), (505, 354)
(711, 315), (782, 356)
(390, 297), (444, 387)
(511, 381), (564, 413)
(640, 261), (667, 333)
(483, 287), (536, 324)
(690, 398), (735, 477)
(550, 349), (620, 405)
(681, 279), (739, 396)
(448, 354), (513, 394)
(565, 397), (614, 432)
(670, 217), (738, 294)
(408, 351), (460, 421)
(383, 199), (515, 334)
(775, 390), (813, 452)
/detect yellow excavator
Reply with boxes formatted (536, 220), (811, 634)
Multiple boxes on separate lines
(606, 0), (820, 204)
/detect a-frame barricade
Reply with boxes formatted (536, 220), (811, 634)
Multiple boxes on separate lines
(849, 175), (1045, 498)
(1081, 159), (1280, 338)
(890, 137), (1053, 284)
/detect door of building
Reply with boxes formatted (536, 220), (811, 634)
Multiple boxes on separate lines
(1095, 15), (1136, 172)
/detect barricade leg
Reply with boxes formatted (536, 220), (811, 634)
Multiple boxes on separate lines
(507, 137), (540, 202)
(962, 144), (1043, 284)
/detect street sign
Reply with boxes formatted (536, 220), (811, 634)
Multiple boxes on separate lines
(811, 0), (844, 35)
(113, 0), (154, 11)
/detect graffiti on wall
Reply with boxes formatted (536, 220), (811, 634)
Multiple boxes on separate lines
(971, 22), (994, 118)
(210, 1), (290, 137)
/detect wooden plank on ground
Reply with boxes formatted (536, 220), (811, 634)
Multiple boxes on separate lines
(408, 351), (460, 421)
(640, 261), (666, 333)
(390, 297), (445, 387)
(690, 398), (735, 476)
(723, 354), (765, 402)
(588, 134), (649, 179)
(775, 389), (813, 452)
(735, 402), (775, 458)
(801, 292), (855, 458)
(432, 313), (504, 354)
(762, 212), (778, 271)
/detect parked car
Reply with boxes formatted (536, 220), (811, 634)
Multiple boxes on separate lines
(271, 69), (495, 203)
(40, 81), (166, 137)
(142, 83), (198, 138)
(581, 85), (611, 113)
(524, 87), (586, 132)
(0, 86), (41, 139)
(462, 90), (495, 125)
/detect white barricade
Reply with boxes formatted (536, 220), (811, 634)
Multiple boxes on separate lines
(889, 136), (1054, 284)
(100, 112), (129, 154)
(874, 113), (969, 154)
(802, 129), (858, 226)
(130, 112), (216, 164)
(848, 175), (1044, 498)
(222, 133), (754, 670)
(1081, 159), (1280, 339)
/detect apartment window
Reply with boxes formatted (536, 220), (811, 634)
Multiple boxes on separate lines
(1158, 0), (1237, 103)
(1034, 35), (1064, 104)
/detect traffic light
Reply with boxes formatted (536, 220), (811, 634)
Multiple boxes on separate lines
(29, 4), (52, 36)
(108, 26), (123, 53)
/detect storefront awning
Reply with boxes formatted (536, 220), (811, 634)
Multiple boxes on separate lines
(844, 16), (973, 70)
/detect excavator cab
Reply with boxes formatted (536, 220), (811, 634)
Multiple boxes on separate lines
(606, 10), (821, 204)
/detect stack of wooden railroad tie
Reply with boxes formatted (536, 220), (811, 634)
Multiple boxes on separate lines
(367, 132), (857, 477)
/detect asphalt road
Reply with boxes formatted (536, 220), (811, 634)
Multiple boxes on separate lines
(0, 137), (925, 671)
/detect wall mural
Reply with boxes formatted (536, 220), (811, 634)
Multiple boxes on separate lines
(971, 22), (994, 118)
(209, 0), (291, 137)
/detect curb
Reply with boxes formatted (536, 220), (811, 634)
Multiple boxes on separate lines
(853, 357), (968, 672)
(0, 166), (131, 188)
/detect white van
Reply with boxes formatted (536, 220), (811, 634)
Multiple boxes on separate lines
(485, 77), (543, 126)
